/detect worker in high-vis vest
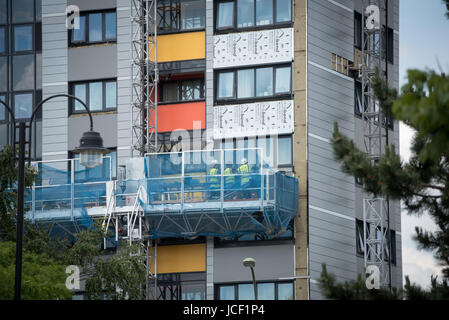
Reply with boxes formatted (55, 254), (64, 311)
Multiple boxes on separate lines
(238, 158), (251, 198)
(208, 160), (220, 200)
(224, 164), (235, 199)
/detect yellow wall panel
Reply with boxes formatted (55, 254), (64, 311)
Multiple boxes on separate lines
(150, 31), (205, 63)
(149, 243), (206, 274)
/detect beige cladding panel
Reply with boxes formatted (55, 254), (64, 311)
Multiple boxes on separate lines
(293, 0), (308, 300)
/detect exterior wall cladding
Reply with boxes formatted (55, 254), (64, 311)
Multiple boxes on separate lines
(0, 0), (400, 299)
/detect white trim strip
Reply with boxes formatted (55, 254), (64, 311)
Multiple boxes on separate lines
(308, 61), (354, 81)
(42, 82), (67, 87)
(42, 151), (67, 157)
(310, 279), (319, 285)
(117, 7), (131, 11)
(308, 133), (330, 144)
(327, 0), (352, 13)
(310, 205), (355, 222)
(42, 12), (66, 18)
(118, 146), (132, 150)
(118, 76), (131, 81)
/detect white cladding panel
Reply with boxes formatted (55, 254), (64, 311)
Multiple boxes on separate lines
(213, 100), (294, 139)
(213, 28), (294, 69)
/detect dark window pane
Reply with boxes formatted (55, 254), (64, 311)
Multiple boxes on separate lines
(181, 0), (205, 30)
(105, 12), (116, 40)
(355, 81), (363, 115)
(278, 283), (294, 300)
(275, 66), (291, 93)
(36, 53), (42, 89)
(219, 286), (235, 300)
(0, 0), (6, 24)
(181, 80), (202, 100)
(13, 54), (34, 91)
(256, 0), (273, 26)
(89, 82), (103, 111)
(162, 82), (178, 101)
(217, 2), (234, 28)
(158, 0), (181, 31)
(354, 12), (362, 49)
(237, 0), (254, 28)
(0, 27), (5, 53)
(276, 0), (291, 22)
(12, 0), (34, 23)
(89, 13), (103, 42)
(256, 67), (273, 97)
(277, 136), (292, 166)
(14, 25), (33, 51)
(14, 93), (33, 119)
(36, 0), (42, 21)
(74, 84), (86, 111)
(218, 72), (234, 98)
(180, 281), (205, 300)
(0, 56), (6, 92)
(105, 81), (116, 108)
(72, 16), (86, 42)
(257, 283), (275, 300)
(237, 69), (254, 98)
(0, 94), (5, 121)
(238, 284), (255, 300)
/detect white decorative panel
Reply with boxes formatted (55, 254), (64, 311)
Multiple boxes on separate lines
(213, 100), (294, 139)
(213, 28), (293, 69)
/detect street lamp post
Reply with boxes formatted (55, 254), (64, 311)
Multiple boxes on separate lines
(243, 257), (258, 300)
(0, 94), (109, 300)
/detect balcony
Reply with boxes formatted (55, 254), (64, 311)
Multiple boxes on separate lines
(25, 149), (299, 239)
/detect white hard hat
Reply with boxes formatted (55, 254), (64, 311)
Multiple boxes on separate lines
(211, 159), (218, 165)
(241, 158), (248, 164)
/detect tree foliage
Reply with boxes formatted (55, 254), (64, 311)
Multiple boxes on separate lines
(0, 241), (72, 300)
(318, 263), (449, 300)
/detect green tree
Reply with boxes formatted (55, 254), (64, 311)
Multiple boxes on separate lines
(63, 222), (148, 300)
(0, 241), (72, 300)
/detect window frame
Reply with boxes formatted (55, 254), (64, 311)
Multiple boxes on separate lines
(12, 23), (34, 53)
(215, 64), (292, 104)
(215, 0), (292, 33)
(12, 90), (34, 120)
(160, 78), (205, 104)
(69, 79), (117, 114)
(215, 280), (294, 300)
(68, 10), (117, 47)
(157, 0), (206, 34)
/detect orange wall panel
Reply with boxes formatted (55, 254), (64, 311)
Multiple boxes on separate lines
(149, 244), (206, 274)
(150, 31), (205, 62)
(151, 102), (205, 133)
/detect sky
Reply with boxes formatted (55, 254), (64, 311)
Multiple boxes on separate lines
(399, 0), (449, 288)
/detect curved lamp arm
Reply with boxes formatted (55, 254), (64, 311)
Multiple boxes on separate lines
(28, 94), (94, 164)
(0, 99), (17, 158)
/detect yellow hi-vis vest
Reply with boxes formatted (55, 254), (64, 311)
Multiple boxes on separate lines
(209, 167), (219, 187)
(224, 167), (235, 184)
(238, 164), (250, 185)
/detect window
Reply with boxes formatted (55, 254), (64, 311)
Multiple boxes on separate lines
(0, 56), (6, 92)
(13, 54), (34, 90)
(160, 79), (204, 103)
(217, 71), (235, 99)
(0, 94), (5, 121)
(14, 92), (33, 119)
(217, 1), (235, 29)
(0, 0), (6, 25)
(12, 0), (35, 23)
(0, 27), (5, 54)
(69, 11), (117, 46)
(277, 135), (292, 166)
(356, 219), (366, 255)
(14, 25), (33, 52)
(158, 0), (205, 33)
(217, 281), (294, 300)
(216, 0), (291, 30)
(390, 230), (396, 266)
(70, 80), (117, 113)
(383, 27), (394, 64)
(216, 65), (291, 102)
(354, 12), (362, 49)
(355, 80), (363, 116)
(157, 272), (206, 300)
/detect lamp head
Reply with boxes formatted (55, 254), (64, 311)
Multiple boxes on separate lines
(73, 130), (110, 168)
(242, 257), (256, 268)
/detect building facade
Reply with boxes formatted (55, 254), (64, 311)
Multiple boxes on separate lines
(0, 0), (402, 300)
